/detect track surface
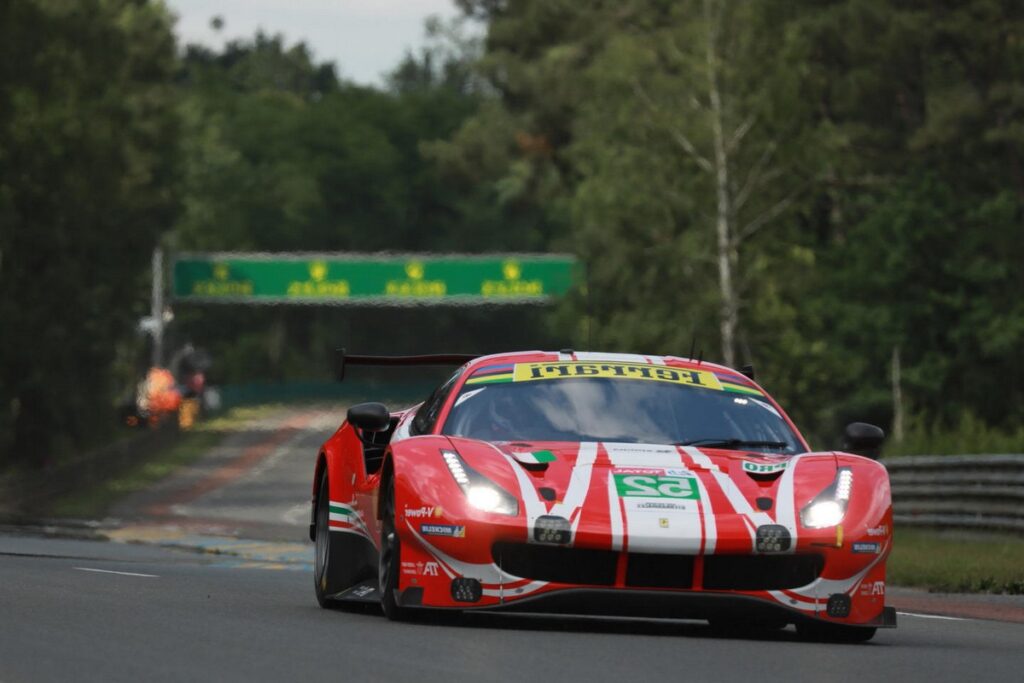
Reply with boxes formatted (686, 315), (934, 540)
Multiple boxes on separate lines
(2, 406), (1023, 682)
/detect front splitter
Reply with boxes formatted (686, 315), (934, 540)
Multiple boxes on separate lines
(399, 586), (896, 628)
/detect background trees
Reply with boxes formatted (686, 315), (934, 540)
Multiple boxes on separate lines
(445, 0), (1024, 447)
(1, 0), (1021, 467)
(0, 0), (179, 464)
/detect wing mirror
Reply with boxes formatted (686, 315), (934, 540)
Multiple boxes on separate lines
(842, 422), (885, 459)
(347, 402), (391, 432)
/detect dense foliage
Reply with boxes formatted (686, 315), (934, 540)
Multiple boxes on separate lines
(0, 0), (178, 464)
(446, 0), (1024, 447)
(1, 0), (1021, 466)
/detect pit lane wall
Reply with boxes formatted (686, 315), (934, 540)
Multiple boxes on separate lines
(884, 454), (1024, 534)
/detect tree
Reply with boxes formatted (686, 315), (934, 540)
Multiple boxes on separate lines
(0, 0), (180, 465)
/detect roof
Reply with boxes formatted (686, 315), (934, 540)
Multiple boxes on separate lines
(466, 350), (742, 379)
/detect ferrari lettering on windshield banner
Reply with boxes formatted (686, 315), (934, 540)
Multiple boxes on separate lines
(511, 362), (723, 390)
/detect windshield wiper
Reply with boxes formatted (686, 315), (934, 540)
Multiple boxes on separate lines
(676, 438), (790, 451)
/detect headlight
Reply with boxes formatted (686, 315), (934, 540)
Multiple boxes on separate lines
(467, 485), (503, 512)
(802, 500), (844, 528)
(442, 450), (519, 515)
(800, 468), (853, 529)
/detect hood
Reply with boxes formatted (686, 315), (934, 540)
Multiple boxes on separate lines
(448, 438), (839, 554)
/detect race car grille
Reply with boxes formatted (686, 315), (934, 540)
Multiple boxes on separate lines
(493, 544), (822, 591)
(701, 554), (824, 591)
(625, 553), (695, 589)
(493, 543), (618, 586)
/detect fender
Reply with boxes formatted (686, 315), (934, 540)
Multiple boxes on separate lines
(380, 435), (456, 522)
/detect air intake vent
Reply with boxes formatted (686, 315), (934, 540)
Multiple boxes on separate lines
(703, 554), (824, 591)
(626, 553), (694, 588)
(493, 543), (617, 586)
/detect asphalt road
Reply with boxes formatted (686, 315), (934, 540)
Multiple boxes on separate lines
(2, 406), (1023, 682)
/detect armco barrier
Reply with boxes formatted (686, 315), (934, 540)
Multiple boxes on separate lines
(0, 424), (179, 518)
(884, 454), (1024, 533)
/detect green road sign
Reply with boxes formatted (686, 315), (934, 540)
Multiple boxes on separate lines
(171, 253), (577, 305)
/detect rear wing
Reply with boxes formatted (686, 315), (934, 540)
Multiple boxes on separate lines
(335, 348), (479, 381)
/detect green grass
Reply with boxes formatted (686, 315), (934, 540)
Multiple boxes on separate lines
(51, 406), (274, 519)
(889, 528), (1024, 594)
(885, 410), (1024, 456)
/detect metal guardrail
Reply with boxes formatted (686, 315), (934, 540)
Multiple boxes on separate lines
(884, 454), (1024, 533)
(0, 425), (180, 518)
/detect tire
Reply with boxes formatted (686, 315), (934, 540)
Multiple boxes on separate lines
(796, 620), (877, 643)
(314, 473), (346, 608)
(378, 475), (410, 621)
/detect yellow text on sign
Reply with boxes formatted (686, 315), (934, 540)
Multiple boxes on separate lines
(512, 362), (723, 390)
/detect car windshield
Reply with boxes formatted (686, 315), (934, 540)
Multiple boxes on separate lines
(442, 364), (804, 453)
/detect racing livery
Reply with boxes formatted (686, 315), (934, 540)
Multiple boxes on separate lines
(311, 351), (895, 641)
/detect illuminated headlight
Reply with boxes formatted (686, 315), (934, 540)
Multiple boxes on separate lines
(801, 501), (844, 528)
(441, 450), (519, 516)
(442, 451), (470, 486)
(800, 468), (853, 529)
(466, 485), (517, 514)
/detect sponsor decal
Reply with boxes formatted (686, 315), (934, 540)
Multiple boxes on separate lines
(742, 461), (788, 474)
(614, 474), (701, 500)
(511, 362), (723, 391)
(404, 505), (443, 519)
(860, 581), (885, 596)
(351, 584), (375, 598)
(401, 560), (441, 577)
(852, 541), (881, 554)
(866, 525), (889, 537)
(420, 524), (466, 538)
(631, 501), (689, 511)
(610, 445), (679, 455)
(615, 467), (666, 475)
(663, 468), (692, 477)
(385, 260), (447, 298)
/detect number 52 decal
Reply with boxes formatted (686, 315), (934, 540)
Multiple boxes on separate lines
(614, 474), (700, 500)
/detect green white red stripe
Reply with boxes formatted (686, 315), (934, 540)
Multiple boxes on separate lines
(329, 501), (372, 539)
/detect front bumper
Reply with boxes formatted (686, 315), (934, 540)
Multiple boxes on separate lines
(396, 584), (896, 629)
(398, 521), (893, 627)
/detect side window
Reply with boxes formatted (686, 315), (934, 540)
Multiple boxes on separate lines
(411, 369), (463, 435)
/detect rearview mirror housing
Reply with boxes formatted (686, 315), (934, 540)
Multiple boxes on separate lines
(347, 402), (391, 432)
(843, 422), (885, 459)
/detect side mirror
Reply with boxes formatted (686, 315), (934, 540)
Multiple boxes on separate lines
(347, 402), (391, 432)
(843, 422), (885, 459)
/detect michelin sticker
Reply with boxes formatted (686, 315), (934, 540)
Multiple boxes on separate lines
(421, 524), (465, 538)
(852, 542), (881, 554)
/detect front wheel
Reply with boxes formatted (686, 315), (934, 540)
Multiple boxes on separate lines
(314, 473), (345, 608)
(379, 476), (410, 621)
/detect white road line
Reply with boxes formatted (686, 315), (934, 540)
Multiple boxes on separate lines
(74, 567), (159, 578)
(896, 611), (968, 621)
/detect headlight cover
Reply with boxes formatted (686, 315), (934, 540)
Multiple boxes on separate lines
(800, 467), (853, 529)
(441, 450), (519, 516)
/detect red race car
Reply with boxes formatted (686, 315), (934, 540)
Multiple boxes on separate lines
(310, 350), (895, 641)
